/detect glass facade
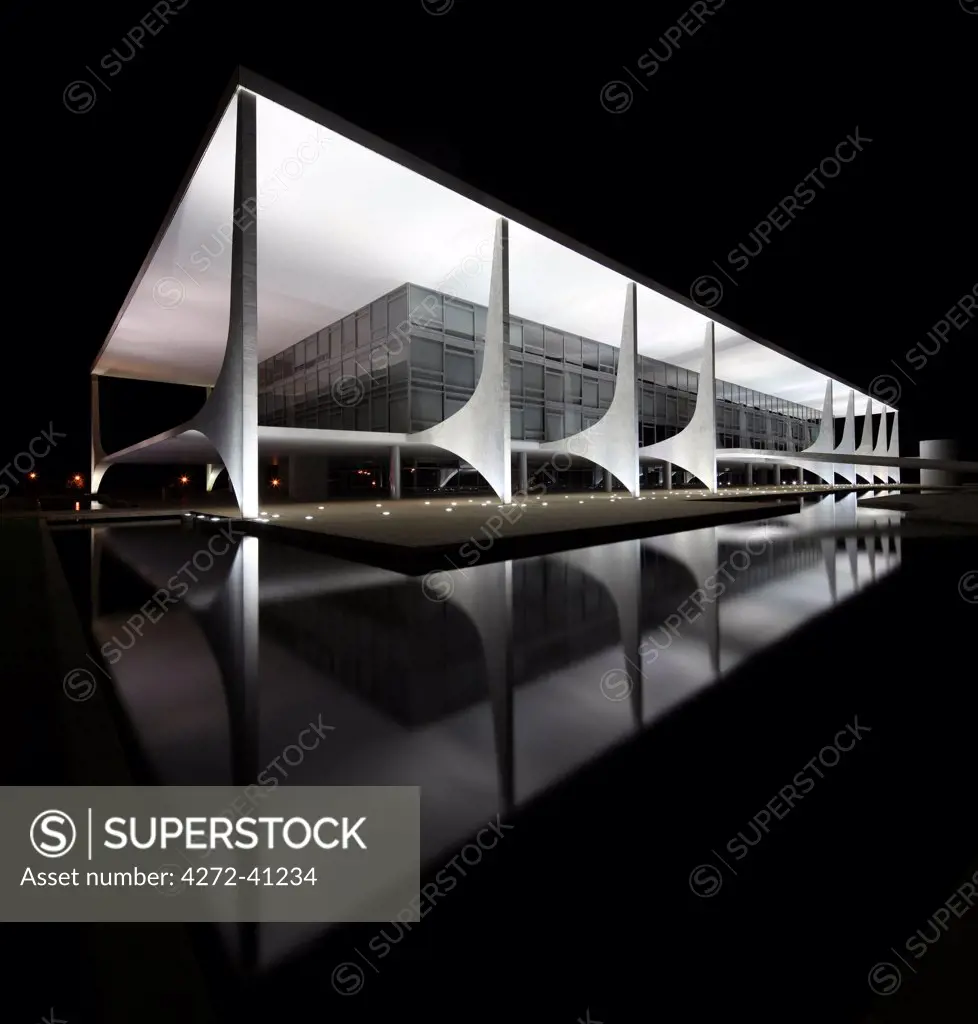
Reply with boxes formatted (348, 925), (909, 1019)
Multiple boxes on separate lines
(258, 283), (820, 451)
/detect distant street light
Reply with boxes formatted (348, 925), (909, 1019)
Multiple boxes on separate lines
(270, 478), (281, 488)
(179, 475), (189, 485)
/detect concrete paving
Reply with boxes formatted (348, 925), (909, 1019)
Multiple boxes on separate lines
(31, 482), (928, 572)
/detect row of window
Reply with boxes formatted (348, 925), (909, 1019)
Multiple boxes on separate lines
(257, 283), (820, 435)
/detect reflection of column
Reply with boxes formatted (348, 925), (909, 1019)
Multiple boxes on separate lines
(846, 535), (859, 589)
(90, 527), (102, 620)
(198, 535), (260, 788)
(518, 452), (528, 495)
(191, 91), (259, 518)
(445, 562), (515, 813)
(389, 445), (402, 499)
(644, 528), (720, 677)
(821, 537), (837, 602)
(564, 541), (643, 727)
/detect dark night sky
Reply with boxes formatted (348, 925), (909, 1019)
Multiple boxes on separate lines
(3, 0), (976, 484)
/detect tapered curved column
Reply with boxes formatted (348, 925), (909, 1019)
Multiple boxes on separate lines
(540, 282), (640, 496)
(206, 464), (223, 491)
(872, 407), (890, 485)
(885, 413), (900, 484)
(832, 390), (858, 486)
(793, 379), (835, 485)
(91, 375), (110, 493)
(412, 218), (512, 502)
(854, 396), (875, 485)
(639, 322), (717, 492)
(190, 90), (259, 518)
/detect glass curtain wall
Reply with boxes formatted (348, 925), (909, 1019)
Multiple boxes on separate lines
(258, 283), (820, 451)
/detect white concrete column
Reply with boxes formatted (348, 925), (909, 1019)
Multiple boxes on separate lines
(664, 461), (672, 490)
(639, 323), (716, 490)
(774, 463), (781, 485)
(604, 471), (614, 492)
(539, 282), (640, 496)
(190, 90), (258, 518)
(518, 451), (528, 495)
(412, 218), (512, 502)
(90, 375), (109, 494)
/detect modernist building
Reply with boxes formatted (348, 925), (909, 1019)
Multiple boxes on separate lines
(257, 282), (821, 451)
(89, 69), (978, 519)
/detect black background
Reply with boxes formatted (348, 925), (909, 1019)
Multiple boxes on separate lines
(2, 3), (977, 1022)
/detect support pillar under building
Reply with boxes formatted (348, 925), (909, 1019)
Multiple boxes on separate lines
(605, 471), (613, 492)
(189, 90), (258, 518)
(389, 445), (402, 499)
(747, 463), (753, 486)
(518, 451), (528, 495)
(664, 462), (672, 490)
(774, 463), (781, 486)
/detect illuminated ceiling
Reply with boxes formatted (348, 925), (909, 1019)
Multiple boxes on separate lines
(95, 80), (889, 418)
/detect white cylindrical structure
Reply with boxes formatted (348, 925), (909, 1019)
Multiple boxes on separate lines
(920, 439), (957, 488)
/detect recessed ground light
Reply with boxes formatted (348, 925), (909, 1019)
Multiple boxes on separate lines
(425, 501), (430, 505)
(304, 515), (314, 520)
(376, 503), (382, 507)
(468, 499), (473, 502)
(271, 514), (281, 519)
(318, 506), (325, 510)
(183, 512), (192, 517)
(579, 500), (584, 504)
(520, 503), (527, 507)
(197, 514), (206, 519)
(382, 511), (390, 516)
(446, 508), (453, 512)
(542, 502), (548, 506)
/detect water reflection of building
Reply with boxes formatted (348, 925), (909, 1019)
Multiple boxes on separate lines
(67, 494), (902, 968)
(84, 495), (902, 765)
